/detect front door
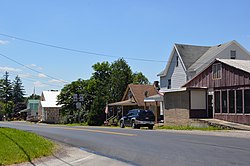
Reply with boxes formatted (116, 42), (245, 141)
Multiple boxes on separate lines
(208, 95), (213, 118)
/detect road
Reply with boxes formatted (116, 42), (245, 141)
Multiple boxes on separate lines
(1, 121), (250, 166)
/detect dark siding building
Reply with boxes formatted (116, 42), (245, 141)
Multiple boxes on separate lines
(183, 59), (250, 125)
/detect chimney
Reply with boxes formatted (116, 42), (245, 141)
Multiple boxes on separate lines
(153, 81), (160, 91)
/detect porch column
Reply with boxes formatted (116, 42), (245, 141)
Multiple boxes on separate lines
(155, 101), (158, 124)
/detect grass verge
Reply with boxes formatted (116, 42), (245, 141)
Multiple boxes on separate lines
(156, 125), (223, 131)
(0, 127), (55, 165)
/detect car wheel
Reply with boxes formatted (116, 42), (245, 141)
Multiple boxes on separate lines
(120, 121), (125, 128)
(131, 121), (138, 129)
(148, 125), (154, 130)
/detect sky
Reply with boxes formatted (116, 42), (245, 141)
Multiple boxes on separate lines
(0, 0), (249, 96)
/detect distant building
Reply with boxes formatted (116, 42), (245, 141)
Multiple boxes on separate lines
(107, 84), (161, 123)
(19, 99), (39, 121)
(38, 90), (62, 123)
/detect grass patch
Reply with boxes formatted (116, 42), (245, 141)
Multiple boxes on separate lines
(156, 125), (223, 131)
(0, 127), (55, 165)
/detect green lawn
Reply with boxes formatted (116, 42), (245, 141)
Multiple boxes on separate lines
(0, 127), (55, 165)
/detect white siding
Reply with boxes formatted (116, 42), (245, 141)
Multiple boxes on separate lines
(160, 75), (167, 88)
(160, 50), (187, 89)
(196, 43), (250, 74)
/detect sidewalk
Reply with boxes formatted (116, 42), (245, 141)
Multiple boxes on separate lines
(199, 119), (250, 131)
(13, 143), (132, 166)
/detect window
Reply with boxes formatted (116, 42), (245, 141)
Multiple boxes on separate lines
(176, 56), (179, 67)
(222, 91), (227, 113)
(244, 89), (250, 113)
(229, 90), (235, 113)
(212, 63), (222, 79)
(167, 79), (171, 89)
(236, 90), (243, 113)
(230, 50), (236, 59)
(215, 91), (220, 113)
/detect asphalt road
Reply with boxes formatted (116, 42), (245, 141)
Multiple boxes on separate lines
(1, 121), (250, 166)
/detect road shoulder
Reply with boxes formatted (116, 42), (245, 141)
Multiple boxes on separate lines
(12, 142), (132, 166)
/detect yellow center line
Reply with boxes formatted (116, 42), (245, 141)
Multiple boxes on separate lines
(1, 122), (136, 137)
(59, 127), (137, 136)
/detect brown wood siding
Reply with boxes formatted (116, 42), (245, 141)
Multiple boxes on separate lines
(215, 114), (250, 125)
(185, 62), (250, 88)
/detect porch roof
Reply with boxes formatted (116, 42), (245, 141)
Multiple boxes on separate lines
(108, 99), (138, 106)
(144, 94), (163, 102)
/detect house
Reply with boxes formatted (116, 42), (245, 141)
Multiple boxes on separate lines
(158, 40), (250, 91)
(182, 59), (250, 125)
(19, 99), (39, 121)
(38, 90), (62, 123)
(158, 40), (250, 125)
(26, 99), (40, 121)
(107, 84), (160, 123)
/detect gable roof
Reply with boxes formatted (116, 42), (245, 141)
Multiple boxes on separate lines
(216, 58), (250, 74)
(40, 90), (61, 108)
(122, 84), (158, 106)
(158, 40), (249, 77)
(182, 58), (250, 87)
(188, 41), (233, 72)
(175, 44), (211, 70)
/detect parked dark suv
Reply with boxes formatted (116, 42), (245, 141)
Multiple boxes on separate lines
(119, 109), (155, 129)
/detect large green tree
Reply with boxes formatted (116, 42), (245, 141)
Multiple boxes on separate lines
(58, 58), (150, 125)
(87, 62), (111, 125)
(1, 72), (13, 103)
(57, 79), (93, 123)
(12, 75), (25, 104)
(109, 58), (133, 103)
(132, 72), (150, 85)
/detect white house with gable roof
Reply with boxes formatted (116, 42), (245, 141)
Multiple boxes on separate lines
(157, 40), (250, 125)
(38, 90), (62, 123)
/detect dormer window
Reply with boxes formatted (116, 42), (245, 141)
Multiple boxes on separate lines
(230, 50), (236, 59)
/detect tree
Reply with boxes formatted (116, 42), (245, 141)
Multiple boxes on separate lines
(1, 72), (13, 103)
(87, 62), (111, 125)
(26, 94), (41, 100)
(12, 75), (25, 104)
(57, 79), (93, 123)
(132, 72), (150, 85)
(109, 58), (133, 102)
(0, 79), (4, 101)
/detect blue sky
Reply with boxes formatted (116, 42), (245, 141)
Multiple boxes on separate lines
(0, 0), (249, 96)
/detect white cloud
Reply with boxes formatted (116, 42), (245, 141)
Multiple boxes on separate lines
(19, 73), (32, 78)
(49, 79), (66, 83)
(27, 64), (43, 70)
(0, 40), (9, 45)
(0, 66), (21, 72)
(38, 73), (47, 78)
(33, 81), (48, 87)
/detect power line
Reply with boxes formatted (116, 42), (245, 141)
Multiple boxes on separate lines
(0, 33), (167, 63)
(0, 71), (63, 88)
(0, 52), (69, 84)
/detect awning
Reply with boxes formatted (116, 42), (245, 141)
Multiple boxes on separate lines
(108, 99), (138, 106)
(144, 94), (163, 102)
(19, 108), (30, 113)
